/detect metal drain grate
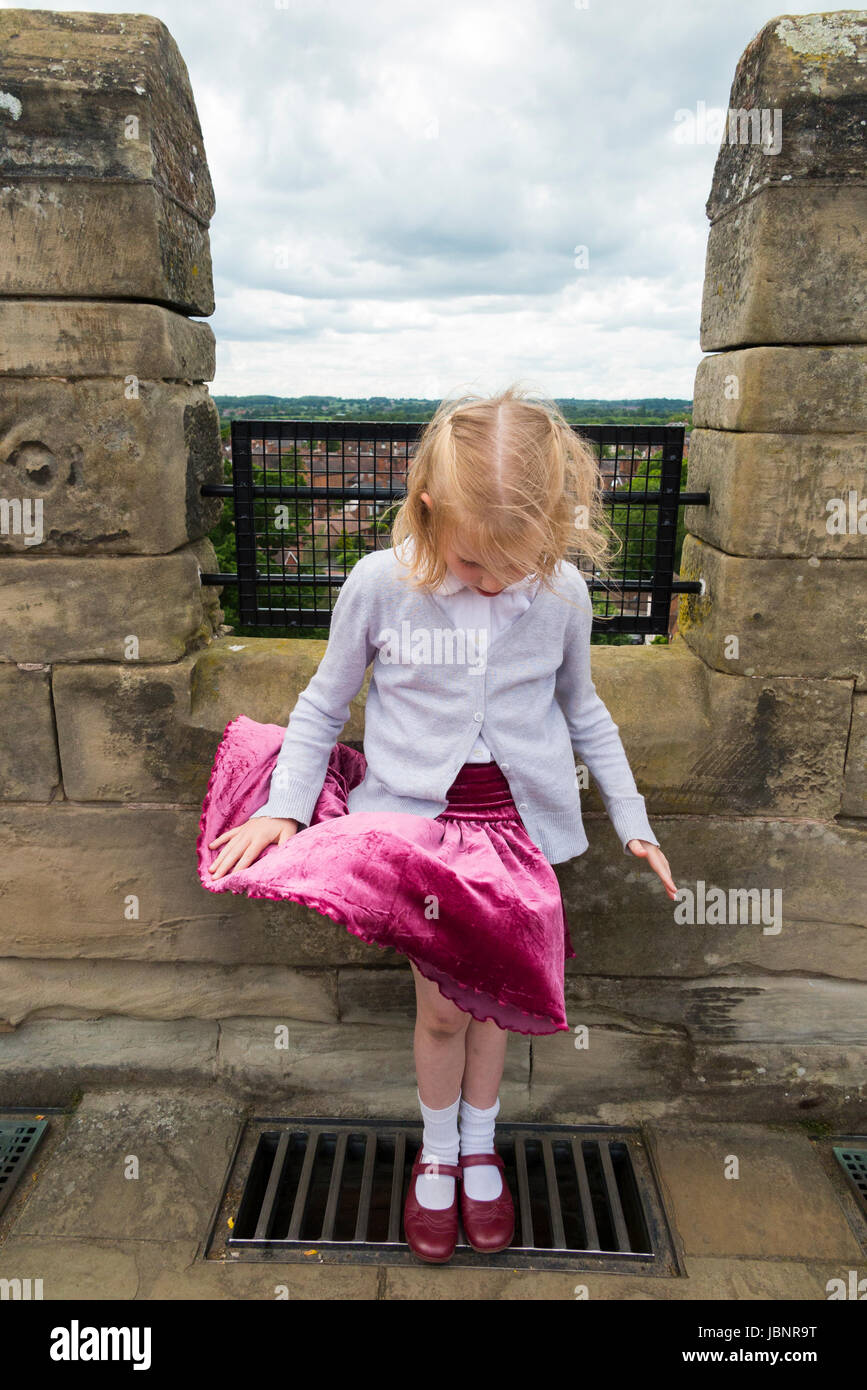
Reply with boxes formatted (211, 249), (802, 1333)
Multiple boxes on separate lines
(207, 1118), (681, 1273)
(0, 1115), (48, 1217)
(832, 1145), (867, 1214)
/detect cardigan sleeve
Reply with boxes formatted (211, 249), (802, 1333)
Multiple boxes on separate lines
(248, 556), (376, 826)
(553, 569), (660, 854)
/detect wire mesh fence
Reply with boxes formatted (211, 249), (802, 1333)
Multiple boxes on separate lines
(201, 420), (707, 637)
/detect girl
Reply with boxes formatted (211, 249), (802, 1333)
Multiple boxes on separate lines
(197, 384), (677, 1265)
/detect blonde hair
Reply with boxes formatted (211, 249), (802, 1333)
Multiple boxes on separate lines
(384, 383), (620, 604)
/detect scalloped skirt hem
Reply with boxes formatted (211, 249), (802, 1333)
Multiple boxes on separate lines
(196, 717), (576, 1036)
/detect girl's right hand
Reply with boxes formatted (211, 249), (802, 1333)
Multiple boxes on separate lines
(207, 815), (299, 879)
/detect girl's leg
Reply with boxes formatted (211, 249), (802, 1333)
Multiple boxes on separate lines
(459, 1016), (509, 1200)
(409, 959), (471, 1107)
(460, 1016), (508, 1108)
(408, 961), (471, 1212)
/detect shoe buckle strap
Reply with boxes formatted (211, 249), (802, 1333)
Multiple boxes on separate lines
(459, 1151), (505, 1171)
(412, 1157), (463, 1180)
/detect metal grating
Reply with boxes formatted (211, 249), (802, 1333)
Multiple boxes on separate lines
(832, 1145), (867, 1214)
(0, 1116), (48, 1217)
(201, 420), (707, 637)
(206, 1117), (682, 1274)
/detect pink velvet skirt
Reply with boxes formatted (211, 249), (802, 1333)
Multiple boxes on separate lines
(196, 715), (576, 1035)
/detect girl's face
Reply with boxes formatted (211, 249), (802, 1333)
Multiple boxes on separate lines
(419, 491), (531, 596)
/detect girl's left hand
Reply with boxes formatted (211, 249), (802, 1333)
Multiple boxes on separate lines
(626, 840), (677, 900)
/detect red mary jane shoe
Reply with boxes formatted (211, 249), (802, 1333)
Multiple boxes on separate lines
(459, 1150), (515, 1253)
(403, 1145), (463, 1263)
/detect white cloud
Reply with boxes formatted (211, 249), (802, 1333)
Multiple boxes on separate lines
(44, 0), (825, 396)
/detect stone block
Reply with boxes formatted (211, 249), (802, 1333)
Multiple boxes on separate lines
(54, 636), (850, 820)
(2, 804), (863, 991)
(217, 1017), (416, 1095)
(693, 347), (867, 433)
(189, 634), (371, 733)
(0, 300), (215, 381)
(677, 534), (867, 681)
(645, 1122), (865, 1261)
(53, 656), (220, 802)
(0, 182), (213, 314)
(0, 1018), (218, 1105)
(0, 537), (222, 661)
(556, 812), (867, 978)
(0, 379), (223, 553)
(563, 974), (867, 1045)
(701, 183), (867, 349)
(8, 1090), (242, 1242)
(842, 692), (867, 818)
(0, 802), (408, 967)
(684, 428), (867, 558)
(582, 640), (851, 820)
(0, 958), (337, 1029)
(529, 1033), (867, 1126)
(0, 662), (60, 800)
(706, 12), (867, 224)
(0, 10), (214, 312)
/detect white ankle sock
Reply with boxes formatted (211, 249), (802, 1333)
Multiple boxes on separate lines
(415, 1089), (461, 1210)
(459, 1095), (503, 1200)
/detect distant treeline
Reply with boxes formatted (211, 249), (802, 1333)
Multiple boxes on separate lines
(214, 396), (693, 426)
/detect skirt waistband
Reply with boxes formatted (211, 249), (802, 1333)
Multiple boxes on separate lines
(440, 760), (518, 819)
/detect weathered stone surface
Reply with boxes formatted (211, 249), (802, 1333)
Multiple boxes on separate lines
(0, 536), (222, 661)
(217, 1017), (413, 1094)
(8, 1090), (241, 1242)
(0, 10), (214, 312)
(677, 534), (866, 681)
(842, 692), (867, 818)
(0, 300), (215, 380)
(702, 183), (867, 349)
(0, 1018), (218, 1105)
(382, 1258), (844, 1302)
(53, 656), (218, 802)
(189, 634), (371, 733)
(1, 805), (864, 987)
(0, 802), (401, 966)
(217, 1017), (530, 1103)
(556, 813), (867, 977)
(580, 640), (851, 820)
(0, 662), (59, 800)
(0, 380), (222, 554)
(53, 637), (851, 820)
(641, 1122), (865, 1261)
(337, 965), (428, 1025)
(0, 958), (337, 1029)
(563, 974), (867, 1045)
(529, 1032), (867, 1125)
(693, 347), (867, 433)
(0, 181), (213, 316)
(0, 11), (215, 212)
(706, 12), (867, 224)
(684, 429), (867, 557)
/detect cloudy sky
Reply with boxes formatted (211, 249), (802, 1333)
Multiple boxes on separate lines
(26, 0), (825, 398)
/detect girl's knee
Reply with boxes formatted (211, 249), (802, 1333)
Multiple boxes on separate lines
(417, 1002), (471, 1040)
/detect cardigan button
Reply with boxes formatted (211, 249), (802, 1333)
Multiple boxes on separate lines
(473, 711), (483, 722)
(518, 802), (528, 811)
(500, 762), (510, 771)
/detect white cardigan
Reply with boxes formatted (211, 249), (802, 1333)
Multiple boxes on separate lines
(250, 540), (659, 865)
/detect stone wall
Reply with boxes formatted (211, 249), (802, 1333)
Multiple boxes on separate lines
(0, 10), (864, 1123)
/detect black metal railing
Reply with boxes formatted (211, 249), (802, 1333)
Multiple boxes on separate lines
(201, 420), (708, 636)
